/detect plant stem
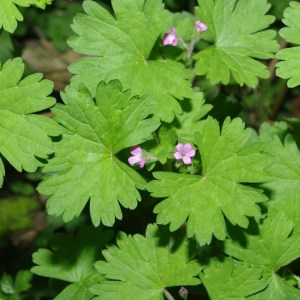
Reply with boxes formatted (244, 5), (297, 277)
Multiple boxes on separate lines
(162, 288), (175, 300)
(186, 39), (196, 60)
(152, 131), (160, 145)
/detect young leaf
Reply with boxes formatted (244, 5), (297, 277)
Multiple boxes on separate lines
(224, 209), (300, 299)
(14, 270), (32, 294)
(38, 81), (160, 226)
(0, 274), (14, 295)
(91, 224), (202, 300)
(0, 270), (32, 299)
(151, 124), (177, 164)
(147, 117), (271, 246)
(276, 1), (300, 87)
(0, 58), (59, 187)
(172, 92), (212, 144)
(151, 92), (211, 164)
(194, 0), (279, 87)
(0, 0), (35, 33)
(32, 227), (113, 300)
(68, 0), (192, 122)
(200, 257), (268, 299)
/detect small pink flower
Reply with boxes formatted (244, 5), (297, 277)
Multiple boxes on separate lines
(174, 143), (196, 165)
(179, 287), (188, 299)
(163, 27), (178, 46)
(128, 146), (146, 168)
(195, 20), (208, 32)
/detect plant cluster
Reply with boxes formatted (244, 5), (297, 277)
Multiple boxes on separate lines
(1, 0), (300, 299)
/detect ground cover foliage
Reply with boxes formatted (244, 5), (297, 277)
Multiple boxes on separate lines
(0, 0), (300, 299)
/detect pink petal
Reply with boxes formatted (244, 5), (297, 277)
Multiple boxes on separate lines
(128, 156), (140, 165)
(171, 37), (178, 46)
(176, 143), (184, 152)
(195, 20), (208, 32)
(163, 27), (178, 46)
(187, 149), (196, 157)
(179, 287), (188, 297)
(139, 158), (146, 168)
(182, 156), (192, 164)
(163, 35), (176, 46)
(174, 152), (183, 159)
(163, 35), (170, 45)
(182, 143), (193, 152)
(130, 146), (142, 156)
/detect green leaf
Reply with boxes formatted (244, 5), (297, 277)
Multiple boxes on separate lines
(0, 274), (14, 295)
(0, 58), (59, 187)
(0, 0), (36, 33)
(68, 0), (192, 122)
(276, 1), (300, 87)
(34, 0), (53, 10)
(14, 270), (32, 293)
(194, 0), (279, 87)
(200, 257), (267, 299)
(91, 224), (202, 300)
(259, 121), (289, 142)
(0, 270), (32, 298)
(260, 134), (300, 234)
(172, 11), (196, 43)
(225, 210), (300, 271)
(147, 117), (271, 245)
(151, 124), (177, 164)
(32, 227), (113, 300)
(150, 92), (211, 164)
(172, 92), (212, 144)
(38, 81), (159, 226)
(53, 272), (103, 300)
(249, 274), (300, 300)
(224, 209), (300, 298)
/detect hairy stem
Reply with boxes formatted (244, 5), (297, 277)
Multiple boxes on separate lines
(162, 288), (175, 300)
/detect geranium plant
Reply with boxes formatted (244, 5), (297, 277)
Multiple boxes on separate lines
(1, 0), (300, 299)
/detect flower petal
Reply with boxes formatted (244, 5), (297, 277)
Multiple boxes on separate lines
(163, 27), (178, 46)
(176, 143), (184, 151)
(183, 143), (193, 152)
(195, 20), (208, 32)
(182, 156), (192, 164)
(139, 158), (146, 168)
(128, 156), (140, 165)
(174, 152), (183, 159)
(187, 149), (196, 157)
(130, 146), (142, 156)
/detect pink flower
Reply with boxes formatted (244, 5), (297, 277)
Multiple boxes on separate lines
(174, 143), (196, 164)
(195, 20), (208, 32)
(179, 287), (188, 299)
(163, 27), (178, 46)
(128, 146), (146, 168)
